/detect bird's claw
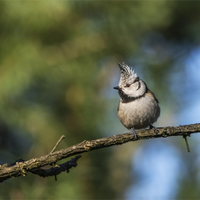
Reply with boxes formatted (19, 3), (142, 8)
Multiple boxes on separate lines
(131, 128), (138, 139)
(149, 124), (159, 135)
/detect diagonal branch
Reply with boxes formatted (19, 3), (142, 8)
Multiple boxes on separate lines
(0, 123), (200, 183)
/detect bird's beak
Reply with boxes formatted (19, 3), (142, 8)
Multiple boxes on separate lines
(113, 86), (120, 90)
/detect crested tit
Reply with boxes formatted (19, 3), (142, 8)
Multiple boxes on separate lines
(114, 62), (160, 138)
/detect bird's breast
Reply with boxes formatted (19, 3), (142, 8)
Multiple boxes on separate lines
(118, 91), (160, 129)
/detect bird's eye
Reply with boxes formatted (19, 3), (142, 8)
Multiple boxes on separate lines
(126, 84), (131, 87)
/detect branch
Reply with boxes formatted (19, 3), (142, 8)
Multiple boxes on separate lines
(0, 123), (200, 183)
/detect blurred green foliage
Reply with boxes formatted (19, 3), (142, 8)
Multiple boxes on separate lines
(0, 1), (200, 199)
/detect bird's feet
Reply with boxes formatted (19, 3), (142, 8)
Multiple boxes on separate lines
(149, 124), (159, 135)
(130, 128), (138, 139)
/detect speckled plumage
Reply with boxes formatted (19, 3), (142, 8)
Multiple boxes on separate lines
(114, 63), (160, 137)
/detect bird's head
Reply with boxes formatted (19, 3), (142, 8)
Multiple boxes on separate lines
(114, 62), (147, 99)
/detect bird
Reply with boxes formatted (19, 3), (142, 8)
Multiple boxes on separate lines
(113, 62), (160, 138)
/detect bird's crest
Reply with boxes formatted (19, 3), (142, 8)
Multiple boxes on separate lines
(118, 62), (138, 83)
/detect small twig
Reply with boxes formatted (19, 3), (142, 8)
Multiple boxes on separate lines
(50, 135), (65, 154)
(183, 135), (190, 152)
(54, 169), (57, 181)
(50, 135), (66, 181)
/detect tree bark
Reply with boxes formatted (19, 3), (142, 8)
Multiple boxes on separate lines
(0, 123), (199, 183)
